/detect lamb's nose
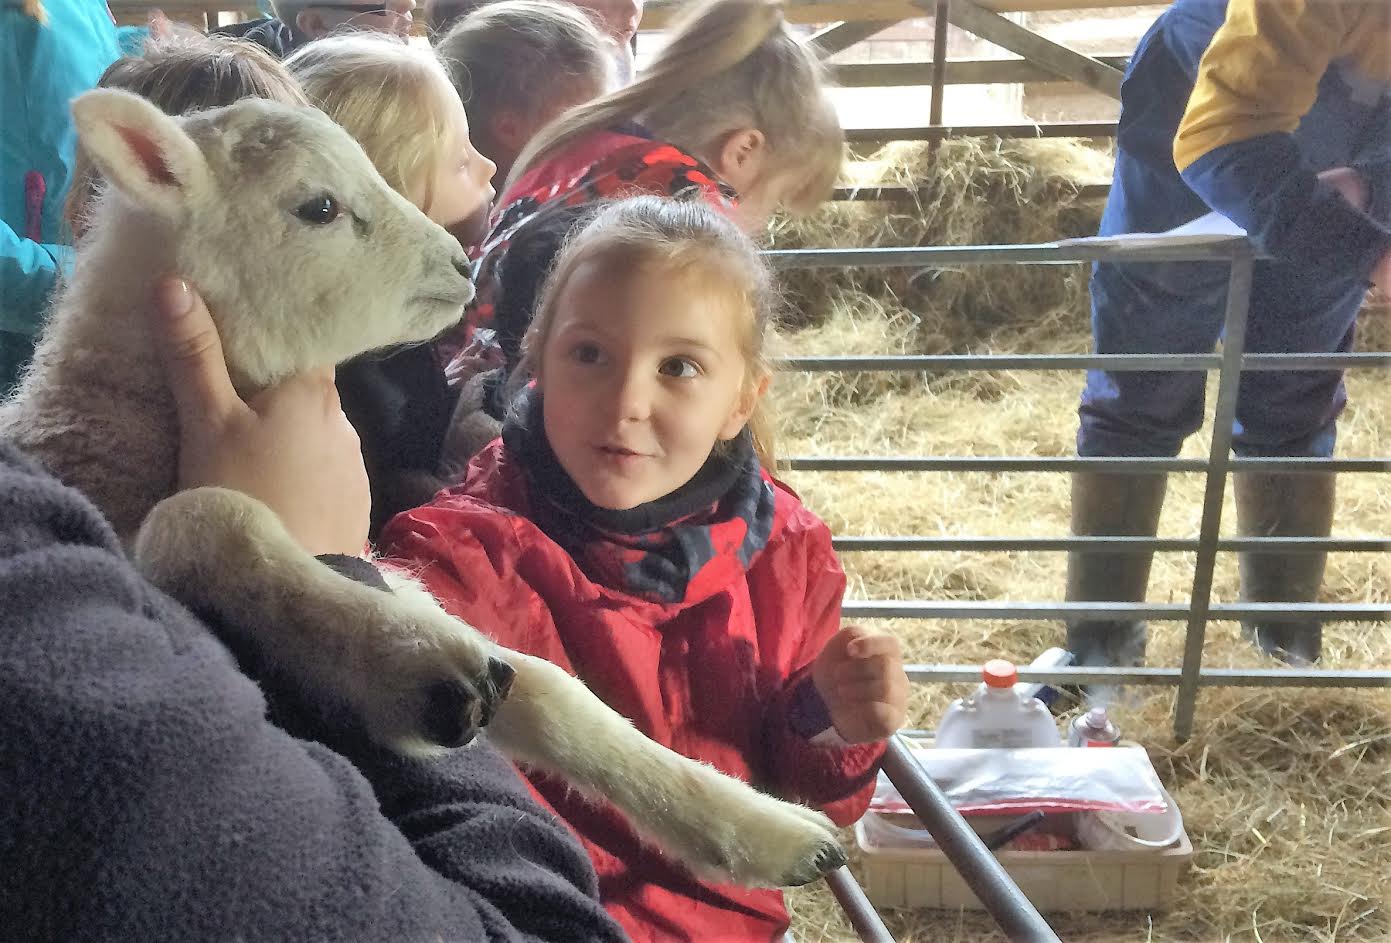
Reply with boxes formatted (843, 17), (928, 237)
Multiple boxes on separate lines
(452, 256), (471, 280)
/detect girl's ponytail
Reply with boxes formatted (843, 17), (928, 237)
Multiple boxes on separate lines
(22, 0), (48, 23)
(505, 0), (787, 191)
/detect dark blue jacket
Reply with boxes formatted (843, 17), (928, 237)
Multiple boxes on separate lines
(0, 440), (628, 943)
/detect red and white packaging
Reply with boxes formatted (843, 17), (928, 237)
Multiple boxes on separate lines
(870, 745), (1169, 817)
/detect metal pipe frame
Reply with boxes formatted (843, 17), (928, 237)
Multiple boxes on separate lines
(764, 238), (1251, 267)
(824, 867), (897, 943)
(781, 352), (1391, 371)
(768, 235), (1388, 737)
(841, 600), (1391, 621)
(904, 665), (1391, 687)
(882, 737), (1062, 940)
(833, 536), (1391, 553)
(785, 456), (1391, 473)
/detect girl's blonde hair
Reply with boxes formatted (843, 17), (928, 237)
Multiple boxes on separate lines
(65, 30), (309, 238)
(520, 196), (780, 467)
(285, 35), (460, 210)
(22, 0), (46, 22)
(506, 0), (841, 215)
(435, 0), (612, 151)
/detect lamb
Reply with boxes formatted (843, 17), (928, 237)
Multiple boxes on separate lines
(0, 89), (845, 889)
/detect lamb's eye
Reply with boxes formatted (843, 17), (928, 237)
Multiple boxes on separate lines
(294, 195), (340, 225)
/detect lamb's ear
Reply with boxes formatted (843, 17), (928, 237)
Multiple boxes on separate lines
(71, 89), (210, 220)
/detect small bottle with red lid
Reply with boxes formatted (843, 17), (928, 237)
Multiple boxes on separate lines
(935, 659), (1064, 749)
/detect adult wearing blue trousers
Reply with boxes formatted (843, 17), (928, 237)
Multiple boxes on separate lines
(1068, 0), (1391, 667)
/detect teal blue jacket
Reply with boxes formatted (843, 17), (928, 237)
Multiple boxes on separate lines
(0, 0), (123, 394)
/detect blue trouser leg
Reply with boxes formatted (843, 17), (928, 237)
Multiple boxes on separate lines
(1078, 254), (1363, 459)
(1229, 262), (1362, 457)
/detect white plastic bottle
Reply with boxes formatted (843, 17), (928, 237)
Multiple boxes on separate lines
(935, 660), (1063, 749)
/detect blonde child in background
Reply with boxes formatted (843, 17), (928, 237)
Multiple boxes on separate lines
(284, 35), (496, 534)
(435, 0), (615, 188)
(426, 0), (641, 84)
(434, 0), (841, 469)
(380, 196), (909, 943)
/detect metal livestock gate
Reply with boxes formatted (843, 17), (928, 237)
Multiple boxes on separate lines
(769, 234), (1389, 942)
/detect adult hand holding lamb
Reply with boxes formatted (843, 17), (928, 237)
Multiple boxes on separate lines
(148, 275), (371, 557)
(812, 626), (909, 743)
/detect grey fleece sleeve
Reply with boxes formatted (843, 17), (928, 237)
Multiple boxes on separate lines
(0, 441), (625, 943)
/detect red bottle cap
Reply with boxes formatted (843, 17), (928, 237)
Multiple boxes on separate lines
(983, 659), (1017, 688)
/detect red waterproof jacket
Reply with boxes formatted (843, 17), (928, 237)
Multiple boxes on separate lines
(379, 441), (884, 943)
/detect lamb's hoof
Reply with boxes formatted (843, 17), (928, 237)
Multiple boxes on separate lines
(783, 841), (848, 887)
(420, 657), (516, 748)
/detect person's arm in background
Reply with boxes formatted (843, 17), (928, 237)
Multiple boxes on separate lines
(0, 218), (71, 388)
(0, 219), (71, 393)
(1353, 92), (1391, 240)
(0, 218), (70, 324)
(1174, 0), (1391, 282)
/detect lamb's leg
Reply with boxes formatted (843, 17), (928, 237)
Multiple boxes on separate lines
(133, 487), (513, 755)
(138, 488), (845, 886)
(483, 653), (847, 888)
(378, 572), (848, 887)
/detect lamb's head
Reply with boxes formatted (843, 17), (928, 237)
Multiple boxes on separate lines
(71, 89), (474, 389)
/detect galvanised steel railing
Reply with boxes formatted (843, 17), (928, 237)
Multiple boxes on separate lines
(767, 236), (1391, 741)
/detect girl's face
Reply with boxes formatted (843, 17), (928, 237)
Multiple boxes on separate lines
(423, 88), (496, 249)
(732, 167), (807, 233)
(537, 258), (762, 511)
(704, 129), (807, 233)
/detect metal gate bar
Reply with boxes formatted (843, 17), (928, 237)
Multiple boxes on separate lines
(783, 352), (1391, 370)
(841, 601), (1390, 621)
(882, 736), (1062, 940)
(765, 236), (1390, 737)
(825, 867), (897, 942)
(833, 536), (1390, 552)
(786, 457), (1390, 472)
(903, 665), (1391, 687)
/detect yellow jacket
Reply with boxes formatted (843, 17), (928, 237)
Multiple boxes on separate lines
(1176, 0), (1390, 171)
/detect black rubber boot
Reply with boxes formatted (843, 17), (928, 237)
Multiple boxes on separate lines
(1064, 471), (1168, 668)
(1235, 471), (1335, 666)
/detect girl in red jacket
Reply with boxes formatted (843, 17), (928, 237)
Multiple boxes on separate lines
(380, 195), (909, 943)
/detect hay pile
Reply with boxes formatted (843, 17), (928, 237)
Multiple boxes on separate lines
(768, 137), (1111, 348)
(771, 139), (1391, 941)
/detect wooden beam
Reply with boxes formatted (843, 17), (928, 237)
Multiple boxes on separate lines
(932, 0), (1125, 97)
(845, 120), (1116, 143)
(927, 0), (948, 154)
(109, 0), (1169, 28)
(833, 55), (1127, 86)
(640, 0), (1167, 29)
(807, 20), (894, 57)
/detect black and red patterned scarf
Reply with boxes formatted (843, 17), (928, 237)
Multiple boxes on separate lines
(502, 389), (775, 605)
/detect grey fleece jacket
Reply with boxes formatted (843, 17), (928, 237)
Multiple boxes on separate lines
(0, 440), (628, 943)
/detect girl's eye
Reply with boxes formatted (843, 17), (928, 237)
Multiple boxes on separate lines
(571, 342), (603, 365)
(294, 195), (340, 225)
(659, 357), (700, 379)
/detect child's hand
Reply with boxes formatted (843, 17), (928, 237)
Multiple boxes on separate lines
(811, 627), (909, 744)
